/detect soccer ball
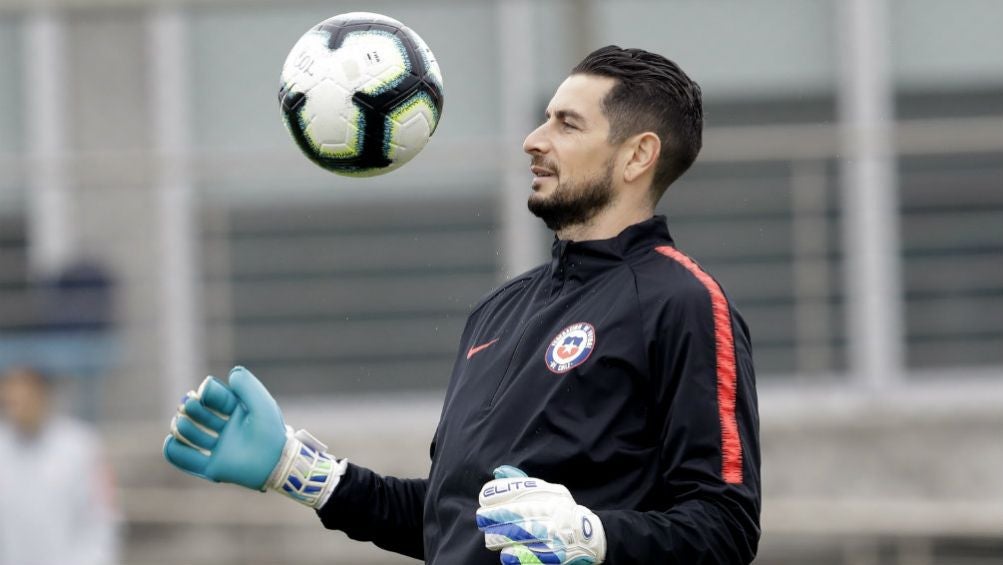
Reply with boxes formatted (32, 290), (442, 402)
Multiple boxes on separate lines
(278, 12), (444, 177)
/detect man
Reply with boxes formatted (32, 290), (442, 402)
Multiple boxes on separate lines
(164, 45), (761, 564)
(0, 367), (120, 565)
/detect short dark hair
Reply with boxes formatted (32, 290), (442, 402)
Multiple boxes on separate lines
(572, 45), (703, 201)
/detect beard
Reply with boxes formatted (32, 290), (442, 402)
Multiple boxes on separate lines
(527, 159), (615, 233)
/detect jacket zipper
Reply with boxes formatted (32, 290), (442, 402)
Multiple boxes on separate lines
(485, 266), (567, 408)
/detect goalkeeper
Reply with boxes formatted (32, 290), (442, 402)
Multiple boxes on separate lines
(164, 45), (760, 564)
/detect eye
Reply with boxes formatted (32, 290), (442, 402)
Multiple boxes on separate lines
(561, 121), (578, 131)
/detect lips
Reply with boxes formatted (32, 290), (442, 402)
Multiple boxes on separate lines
(531, 166), (555, 177)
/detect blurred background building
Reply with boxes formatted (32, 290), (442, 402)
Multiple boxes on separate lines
(0, 0), (1001, 563)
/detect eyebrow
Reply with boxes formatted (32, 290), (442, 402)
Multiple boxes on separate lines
(545, 109), (586, 125)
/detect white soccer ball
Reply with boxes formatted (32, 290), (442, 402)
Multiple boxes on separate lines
(278, 12), (444, 177)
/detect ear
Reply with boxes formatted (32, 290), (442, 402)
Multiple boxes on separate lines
(622, 132), (661, 184)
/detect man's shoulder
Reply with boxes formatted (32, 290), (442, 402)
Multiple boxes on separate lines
(0, 419), (101, 454)
(47, 418), (103, 451)
(630, 244), (725, 301)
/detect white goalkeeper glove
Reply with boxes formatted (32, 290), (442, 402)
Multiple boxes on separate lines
(163, 366), (347, 509)
(476, 465), (606, 565)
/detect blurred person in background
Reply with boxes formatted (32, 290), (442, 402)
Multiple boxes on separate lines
(164, 45), (759, 564)
(0, 366), (120, 565)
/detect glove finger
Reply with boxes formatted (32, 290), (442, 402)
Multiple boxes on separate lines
(500, 544), (564, 565)
(173, 414), (219, 451)
(478, 509), (551, 548)
(182, 396), (228, 432)
(163, 435), (211, 479)
(228, 366), (281, 422)
(197, 376), (239, 416)
(493, 465), (528, 479)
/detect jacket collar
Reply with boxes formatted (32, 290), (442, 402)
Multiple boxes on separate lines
(549, 215), (674, 283)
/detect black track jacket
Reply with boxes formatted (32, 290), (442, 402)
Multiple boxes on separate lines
(317, 216), (761, 564)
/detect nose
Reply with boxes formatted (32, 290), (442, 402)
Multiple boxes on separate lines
(522, 122), (548, 156)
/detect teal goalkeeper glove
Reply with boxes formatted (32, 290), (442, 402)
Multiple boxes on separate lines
(163, 366), (346, 508)
(476, 465), (607, 565)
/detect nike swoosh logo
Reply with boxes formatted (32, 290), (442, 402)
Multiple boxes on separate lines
(467, 338), (500, 360)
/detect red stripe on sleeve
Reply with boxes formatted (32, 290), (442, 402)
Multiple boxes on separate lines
(655, 245), (743, 484)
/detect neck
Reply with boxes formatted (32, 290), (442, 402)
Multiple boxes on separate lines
(556, 205), (654, 242)
(13, 418), (47, 441)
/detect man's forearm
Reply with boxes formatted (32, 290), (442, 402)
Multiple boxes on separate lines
(317, 462), (428, 560)
(595, 494), (760, 564)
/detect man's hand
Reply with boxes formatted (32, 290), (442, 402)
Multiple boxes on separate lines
(163, 366), (286, 489)
(476, 465), (606, 565)
(163, 366), (345, 508)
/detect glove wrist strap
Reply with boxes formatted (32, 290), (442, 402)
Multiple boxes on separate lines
(575, 505), (607, 562)
(266, 426), (347, 509)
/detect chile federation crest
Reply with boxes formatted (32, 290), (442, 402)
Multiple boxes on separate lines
(545, 322), (596, 374)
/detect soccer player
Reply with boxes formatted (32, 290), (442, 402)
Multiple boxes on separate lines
(0, 367), (120, 565)
(164, 45), (760, 564)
